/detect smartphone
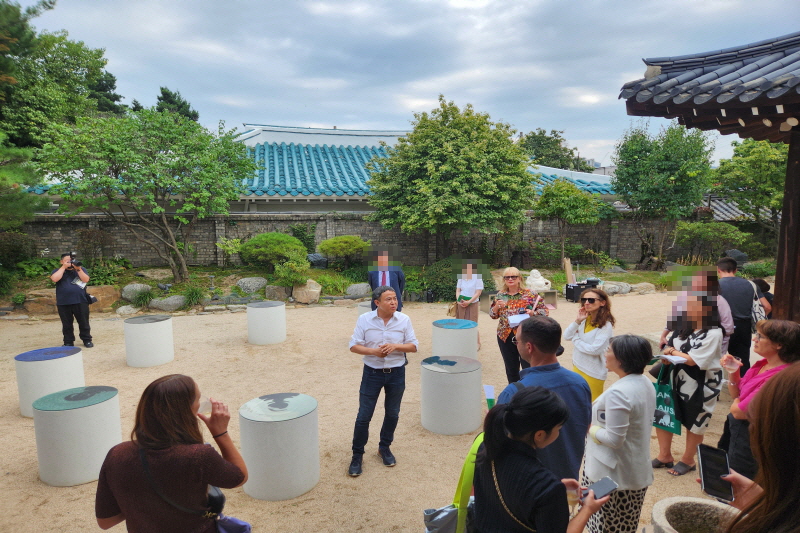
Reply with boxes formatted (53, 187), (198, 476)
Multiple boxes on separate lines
(581, 477), (619, 499)
(697, 444), (734, 502)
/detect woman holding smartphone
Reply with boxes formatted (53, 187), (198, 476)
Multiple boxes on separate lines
(583, 335), (655, 533)
(564, 288), (615, 401)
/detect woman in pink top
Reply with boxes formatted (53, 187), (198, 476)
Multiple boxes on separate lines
(721, 319), (800, 478)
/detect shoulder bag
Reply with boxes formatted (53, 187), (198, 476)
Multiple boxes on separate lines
(490, 461), (536, 532)
(748, 280), (767, 333)
(139, 448), (251, 533)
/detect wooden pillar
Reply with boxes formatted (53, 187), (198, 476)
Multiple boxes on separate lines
(773, 130), (800, 322)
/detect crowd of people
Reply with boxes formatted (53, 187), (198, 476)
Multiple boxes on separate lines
(93, 254), (800, 533)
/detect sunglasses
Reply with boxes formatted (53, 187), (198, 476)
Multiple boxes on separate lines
(503, 276), (519, 280)
(511, 336), (519, 345)
(580, 297), (599, 304)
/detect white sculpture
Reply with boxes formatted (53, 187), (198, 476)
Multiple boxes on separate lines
(526, 269), (551, 291)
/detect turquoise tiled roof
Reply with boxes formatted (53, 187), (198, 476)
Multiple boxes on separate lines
(531, 171), (615, 195)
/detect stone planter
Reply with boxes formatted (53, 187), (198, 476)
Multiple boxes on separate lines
(651, 496), (737, 533)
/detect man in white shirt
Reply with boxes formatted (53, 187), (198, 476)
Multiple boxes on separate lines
(348, 286), (418, 477)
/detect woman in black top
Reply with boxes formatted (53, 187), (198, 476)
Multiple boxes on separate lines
(472, 387), (608, 533)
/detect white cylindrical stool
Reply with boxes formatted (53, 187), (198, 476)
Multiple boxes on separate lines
(15, 347), (85, 417)
(357, 301), (372, 315)
(421, 356), (482, 435)
(124, 315), (174, 367)
(239, 393), (319, 501)
(432, 319), (478, 359)
(247, 301), (287, 345)
(33, 386), (122, 486)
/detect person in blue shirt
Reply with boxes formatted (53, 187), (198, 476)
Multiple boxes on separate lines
(497, 316), (591, 481)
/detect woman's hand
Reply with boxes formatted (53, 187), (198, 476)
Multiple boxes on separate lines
(576, 306), (588, 324)
(580, 490), (610, 513)
(459, 300), (470, 308)
(723, 470), (762, 510)
(197, 398), (230, 437)
(561, 478), (580, 492)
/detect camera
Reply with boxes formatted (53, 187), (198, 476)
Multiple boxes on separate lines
(69, 251), (83, 267)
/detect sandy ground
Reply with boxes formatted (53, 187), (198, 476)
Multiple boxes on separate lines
(1, 292), (738, 532)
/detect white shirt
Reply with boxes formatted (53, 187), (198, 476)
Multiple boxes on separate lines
(584, 374), (656, 490)
(349, 310), (418, 369)
(563, 320), (614, 380)
(456, 276), (484, 303)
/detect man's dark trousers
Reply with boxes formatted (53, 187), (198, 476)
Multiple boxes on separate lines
(729, 318), (752, 374)
(58, 302), (92, 344)
(352, 365), (405, 455)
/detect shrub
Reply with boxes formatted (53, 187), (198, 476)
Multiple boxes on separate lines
(674, 221), (750, 263)
(215, 237), (242, 268)
(316, 272), (351, 295)
(11, 292), (26, 305)
(0, 231), (35, 268)
(239, 232), (307, 271)
(87, 259), (125, 286)
(0, 269), (15, 296)
(133, 288), (155, 308)
(274, 250), (311, 287)
(341, 264), (369, 283)
(289, 223), (317, 254)
(739, 261), (776, 279)
(17, 257), (61, 278)
(76, 228), (114, 266)
(181, 286), (206, 308)
(529, 239), (584, 268)
(317, 235), (370, 268)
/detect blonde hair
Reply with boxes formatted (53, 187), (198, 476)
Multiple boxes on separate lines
(500, 267), (522, 292)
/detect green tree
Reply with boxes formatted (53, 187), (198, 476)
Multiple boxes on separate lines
(367, 95), (534, 259)
(0, 130), (47, 229)
(130, 98), (143, 111)
(519, 128), (594, 172)
(532, 178), (603, 261)
(612, 122), (713, 268)
(36, 110), (256, 282)
(156, 86), (199, 121)
(713, 138), (786, 247)
(88, 70), (126, 115)
(0, 0), (54, 97)
(674, 221), (751, 262)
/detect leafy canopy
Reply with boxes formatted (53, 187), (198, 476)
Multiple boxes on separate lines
(367, 95), (534, 238)
(519, 128), (594, 172)
(533, 178), (603, 260)
(0, 130), (47, 229)
(156, 86), (199, 122)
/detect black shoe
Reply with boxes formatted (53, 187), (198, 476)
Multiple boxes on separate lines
(378, 448), (396, 467)
(348, 454), (363, 477)
(62, 343), (74, 347)
(84, 342), (94, 348)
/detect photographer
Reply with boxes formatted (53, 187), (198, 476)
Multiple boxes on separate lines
(50, 252), (93, 348)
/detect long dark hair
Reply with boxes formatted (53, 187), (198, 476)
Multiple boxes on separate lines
(727, 363), (800, 533)
(480, 387), (569, 463)
(132, 374), (203, 449)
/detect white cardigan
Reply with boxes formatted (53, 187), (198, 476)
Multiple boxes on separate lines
(563, 319), (613, 380)
(584, 373), (656, 490)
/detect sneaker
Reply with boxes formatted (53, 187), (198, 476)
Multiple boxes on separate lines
(378, 448), (396, 467)
(84, 342), (94, 348)
(62, 343), (74, 347)
(348, 454), (363, 477)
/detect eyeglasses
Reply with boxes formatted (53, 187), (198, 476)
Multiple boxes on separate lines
(580, 297), (598, 304)
(503, 276), (519, 280)
(754, 333), (766, 341)
(511, 336), (518, 345)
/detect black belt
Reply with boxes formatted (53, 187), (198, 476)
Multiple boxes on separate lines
(366, 364), (404, 373)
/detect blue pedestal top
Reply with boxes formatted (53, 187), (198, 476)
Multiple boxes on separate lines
(433, 319), (477, 329)
(15, 346), (81, 362)
(240, 393), (317, 422)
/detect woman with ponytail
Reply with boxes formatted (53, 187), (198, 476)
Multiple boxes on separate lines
(472, 387), (608, 533)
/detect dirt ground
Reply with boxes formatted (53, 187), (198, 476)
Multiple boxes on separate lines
(1, 291), (739, 532)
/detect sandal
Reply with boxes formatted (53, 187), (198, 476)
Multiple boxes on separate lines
(667, 461), (696, 476)
(651, 458), (674, 469)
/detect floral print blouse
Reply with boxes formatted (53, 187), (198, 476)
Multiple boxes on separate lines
(489, 288), (549, 341)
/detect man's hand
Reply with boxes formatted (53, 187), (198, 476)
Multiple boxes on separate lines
(378, 343), (402, 356)
(60, 256), (73, 269)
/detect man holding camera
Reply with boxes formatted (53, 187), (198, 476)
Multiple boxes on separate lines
(50, 253), (93, 348)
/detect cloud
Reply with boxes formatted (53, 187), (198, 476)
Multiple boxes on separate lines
(558, 87), (617, 108)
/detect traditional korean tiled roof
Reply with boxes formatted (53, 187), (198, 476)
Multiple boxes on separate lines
(620, 31), (800, 142)
(532, 168), (615, 196)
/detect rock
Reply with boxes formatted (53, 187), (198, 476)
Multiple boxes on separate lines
(293, 279), (322, 304)
(149, 295), (186, 312)
(630, 282), (656, 295)
(87, 285), (121, 309)
(116, 305), (139, 315)
(135, 268), (173, 280)
(602, 281), (631, 295)
(307, 253), (328, 269)
(122, 283), (153, 302)
(333, 299), (353, 306)
(1, 314), (29, 320)
(724, 249), (748, 267)
(346, 283), (371, 297)
(237, 277), (268, 294)
(203, 305), (228, 312)
(227, 304), (247, 311)
(526, 269), (551, 291)
(265, 285), (291, 301)
(602, 265), (628, 274)
(651, 496), (735, 533)
(24, 289), (58, 314)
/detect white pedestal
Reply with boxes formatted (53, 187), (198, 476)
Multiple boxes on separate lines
(247, 302), (287, 345)
(357, 301), (372, 315)
(239, 393), (319, 501)
(33, 386), (122, 486)
(421, 356), (483, 435)
(124, 315), (174, 367)
(15, 347), (85, 417)
(432, 319), (479, 359)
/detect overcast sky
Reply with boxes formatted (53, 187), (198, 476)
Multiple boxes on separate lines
(21, 0), (800, 166)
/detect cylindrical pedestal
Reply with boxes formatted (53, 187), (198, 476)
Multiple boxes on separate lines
(15, 347), (85, 417)
(357, 301), (372, 315)
(421, 356), (482, 435)
(247, 301), (287, 345)
(33, 386), (121, 486)
(432, 319), (478, 359)
(240, 393), (319, 500)
(124, 315), (174, 367)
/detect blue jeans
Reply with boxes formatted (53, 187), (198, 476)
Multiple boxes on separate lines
(352, 364), (406, 455)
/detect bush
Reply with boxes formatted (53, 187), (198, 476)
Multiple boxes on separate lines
(239, 232), (307, 271)
(289, 223), (317, 254)
(674, 221), (750, 262)
(215, 237), (242, 268)
(87, 258), (126, 286)
(181, 286), (206, 308)
(76, 228), (114, 266)
(421, 256), (495, 301)
(739, 261), (776, 278)
(315, 272), (351, 295)
(317, 235), (370, 268)
(17, 257), (61, 278)
(0, 269), (15, 296)
(11, 292), (25, 305)
(341, 264), (369, 283)
(274, 250), (311, 287)
(529, 239), (584, 268)
(0, 231), (35, 268)
(133, 288), (155, 308)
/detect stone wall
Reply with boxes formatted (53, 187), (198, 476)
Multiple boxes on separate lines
(21, 213), (683, 267)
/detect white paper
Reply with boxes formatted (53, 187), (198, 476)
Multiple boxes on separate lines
(508, 314), (528, 327)
(483, 385), (495, 400)
(660, 354), (687, 364)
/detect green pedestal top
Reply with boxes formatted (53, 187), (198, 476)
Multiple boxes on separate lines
(239, 393), (317, 422)
(33, 386), (118, 412)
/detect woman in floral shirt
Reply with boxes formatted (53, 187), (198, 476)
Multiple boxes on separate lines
(490, 267), (549, 383)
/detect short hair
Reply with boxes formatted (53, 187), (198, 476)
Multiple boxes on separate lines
(717, 257), (738, 273)
(132, 374), (203, 449)
(372, 286), (396, 303)
(756, 320), (800, 364)
(752, 278), (771, 293)
(61, 252), (72, 259)
(609, 335), (652, 374)
(516, 316), (562, 355)
(500, 267), (522, 292)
